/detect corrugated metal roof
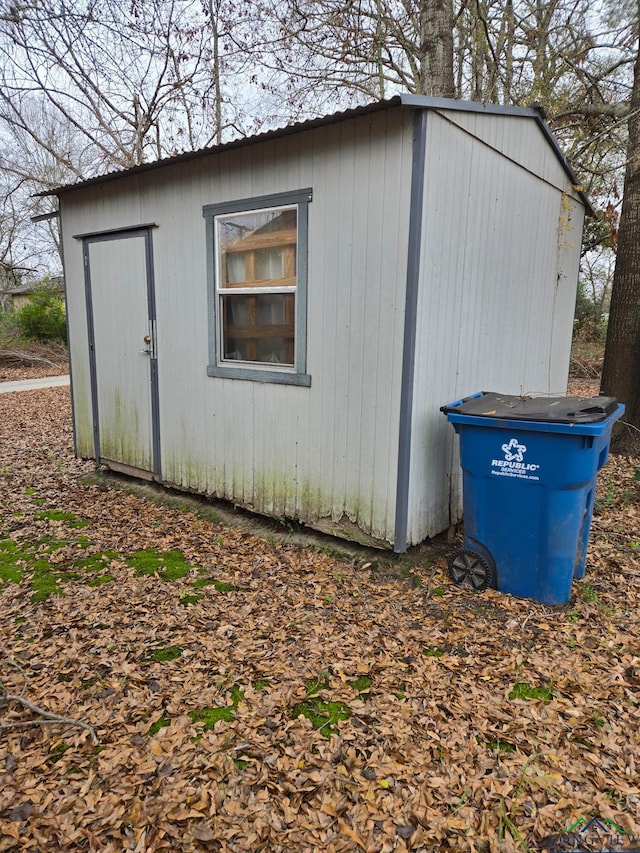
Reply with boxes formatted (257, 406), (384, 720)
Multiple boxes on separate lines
(40, 94), (592, 213)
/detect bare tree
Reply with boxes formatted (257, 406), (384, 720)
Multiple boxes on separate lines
(0, 0), (226, 276)
(0, 0), (217, 173)
(419, 0), (455, 96)
(0, 0), (637, 363)
(600, 0), (640, 453)
(225, 0), (456, 120)
(0, 102), (92, 276)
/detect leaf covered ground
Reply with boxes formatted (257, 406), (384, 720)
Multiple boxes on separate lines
(0, 343), (68, 382)
(0, 385), (639, 853)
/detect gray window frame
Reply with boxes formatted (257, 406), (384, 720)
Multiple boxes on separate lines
(203, 188), (312, 386)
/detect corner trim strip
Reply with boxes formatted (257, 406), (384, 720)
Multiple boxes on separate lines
(394, 109), (428, 553)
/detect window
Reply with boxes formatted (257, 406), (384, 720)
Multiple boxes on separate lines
(204, 189), (312, 385)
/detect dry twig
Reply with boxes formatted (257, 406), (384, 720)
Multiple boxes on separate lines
(0, 655), (98, 744)
(0, 349), (63, 368)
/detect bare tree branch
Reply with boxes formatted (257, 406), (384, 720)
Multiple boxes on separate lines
(0, 656), (98, 744)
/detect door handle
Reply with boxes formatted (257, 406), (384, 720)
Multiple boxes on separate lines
(140, 333), (152, 355)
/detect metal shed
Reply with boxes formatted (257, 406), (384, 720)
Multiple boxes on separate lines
(48, 94), (588, 551)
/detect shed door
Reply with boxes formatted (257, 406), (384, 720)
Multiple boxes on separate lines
(84, 228), (160, 479)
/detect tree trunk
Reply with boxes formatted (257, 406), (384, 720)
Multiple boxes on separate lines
(207, 0), (223, 146)
(600, 3), (640, 454)
(417, 0), (455, 98)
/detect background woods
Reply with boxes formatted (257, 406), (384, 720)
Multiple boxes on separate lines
(0, 0), (639, 442)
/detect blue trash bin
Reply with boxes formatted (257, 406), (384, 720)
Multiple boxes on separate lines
(441, 392), (624, 605)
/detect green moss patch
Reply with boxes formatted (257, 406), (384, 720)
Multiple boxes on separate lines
(1, 538), (212, 603)
(189, 685), (244, 729)
(0, 539), (25, 584)
(486, 740), (515, 754)
(1, 533), (119, 601)
(35, 510), (91, 529)
(76, 551), (119, 573)
(423, 645), (444, 658)
(144, 645), (183, 663)
(304, 676), (330, 696)
(31, 559), (82, 603)
(36, 510), (78, 522)
(290, 674), (361, 736)
(179, 593), (204, 606)
(25, 532), (90, 556)
(509, 682), (554, 703)
(147, 715), (171, 736)
(86, 574), (115, 587)
(347, 675), (373, 694)
(228, 685), (244, 705)
(127, 548), (193, 581)
(192, 577), (238, 593)
(291, 697), (351, 736)
(33, 537), (74, 554)
(47, 741), (70, 765)
(189, 705), (235, 726)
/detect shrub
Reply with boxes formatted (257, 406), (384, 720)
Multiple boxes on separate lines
(574, 280), (607, 343)
(0, 307), (20, 346)
(15, 283), (67, 344)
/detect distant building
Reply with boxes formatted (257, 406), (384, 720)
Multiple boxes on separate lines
(0, 261), (24, 311)
(8, 276), (65, 311)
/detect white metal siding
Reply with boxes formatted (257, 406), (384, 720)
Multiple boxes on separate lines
(60, 102), (586, 550)
(61, 109), (414, 545)
(405, 111), (585, 546)
(439, 110), (583, 207)
(62, 208), (93, 459)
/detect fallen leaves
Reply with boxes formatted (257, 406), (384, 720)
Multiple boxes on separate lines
(0, 385), (639, 851)
(0, 343), (68, 382)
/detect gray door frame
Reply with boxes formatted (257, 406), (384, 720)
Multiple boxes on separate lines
(80, 224), (161, 479)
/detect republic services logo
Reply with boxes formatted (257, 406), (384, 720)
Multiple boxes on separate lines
(492, 438), (539, 479)
(501, 438), (527, 462)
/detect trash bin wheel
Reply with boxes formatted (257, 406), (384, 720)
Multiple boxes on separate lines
(448, 549), (495, 591)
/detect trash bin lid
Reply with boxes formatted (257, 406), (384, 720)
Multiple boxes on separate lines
(442, 392), (619, 424)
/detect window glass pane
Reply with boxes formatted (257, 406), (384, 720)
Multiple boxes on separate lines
(217, 207), (297, 288)
(226, 253), (245, 284)
(221, 293), (295, 365)
(256, 292), (285, 324)
(256, 246), (284, 280)
(206, 188), (310, 382)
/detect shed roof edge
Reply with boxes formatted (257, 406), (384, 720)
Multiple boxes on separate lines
(39, 94), (593, 214)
